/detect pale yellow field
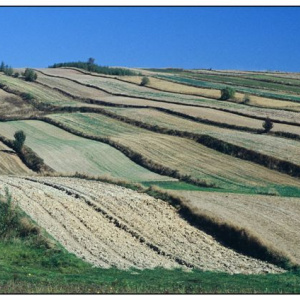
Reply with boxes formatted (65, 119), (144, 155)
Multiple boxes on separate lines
(106, 107), (300, 164)
(0, 142), (33, 175)
(176, 190), (300, 265)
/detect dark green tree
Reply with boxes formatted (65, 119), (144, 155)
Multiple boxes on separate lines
(24, 68), (38, 81)
(140, 76), (150, 86)
(13, 130), (26, 152)
(262, 117), (273, 133)
(0, 61), (5, 72)
(220, 87), (235, 100)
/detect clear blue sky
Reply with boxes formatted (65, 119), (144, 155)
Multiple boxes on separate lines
(0, 6), (299, 71)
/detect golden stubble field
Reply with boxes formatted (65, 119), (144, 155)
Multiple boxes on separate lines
(176, 190), (300, 265)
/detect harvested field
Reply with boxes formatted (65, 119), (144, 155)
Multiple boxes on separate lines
(176, 190), (300, 266)
(0, 142), (33, 175)
(36, 68), (300, 125)
(0, 175), (284, 274)
(47, 113), (300, 191)
(0, 89), (38, 119)
(0, 74), (85, 108)
(119, 75), (300, 111)
(0, 120), (172, 182)
(105, 108), (300, 165)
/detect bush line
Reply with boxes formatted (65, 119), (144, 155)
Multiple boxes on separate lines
(34, 106), (300, 179)
(57, 173), (295, 270)
(34, 68), (300, 128)
(34, 116), (213, 188)
(145, 186), (295, 270)
(2, 75), (300, 178)
(0, 134), (53, 173)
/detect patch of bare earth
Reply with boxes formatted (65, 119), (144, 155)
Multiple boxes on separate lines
(0, 176), (284, 274)
(176, 190), (300, 266)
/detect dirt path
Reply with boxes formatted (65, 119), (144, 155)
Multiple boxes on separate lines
(0, 176), (284, 274)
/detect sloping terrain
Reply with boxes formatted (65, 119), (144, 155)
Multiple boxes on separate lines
(176, 190), (300, 266)
(46, 112), (300, 192)
(0, 120), (172, 183)
(0, 142), (33, 175)
(0, 176), (284, 274)
(0, 89), (38, 119)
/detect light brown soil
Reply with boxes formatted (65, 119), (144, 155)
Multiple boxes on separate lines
(0, 175), (284, 274)
(175, 190), (300, 266)
(0, 142), (33, 175)
(0, 89), (38, 118)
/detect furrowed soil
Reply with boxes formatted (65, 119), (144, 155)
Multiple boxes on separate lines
(0, 176), (285, 274)
(176, 190), (300, 265)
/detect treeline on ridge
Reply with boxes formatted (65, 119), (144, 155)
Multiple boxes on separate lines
(49, 59), (137, 76)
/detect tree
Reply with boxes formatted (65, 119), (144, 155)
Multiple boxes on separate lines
(24, 68), (38, 82)
(140, 76), (150, 86)
(220, 87), (235, 100)
(262, 117), (273, 133)
(13, 130), (26, 152)
(88, 57), (95, 65)
(0, 61), (5, 72)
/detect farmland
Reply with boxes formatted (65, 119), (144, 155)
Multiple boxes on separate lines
(1, 65), (300, 293)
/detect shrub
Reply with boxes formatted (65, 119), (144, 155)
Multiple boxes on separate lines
(3, 66), (14, 76)
(220, 87), (235, 100)
(0, 188), (20, 238)
(24, 68), (38, 82)
(0, 61), (5, 72)
(262, 117), (273, 133)
(140, 76), (150, 86)
(13, 130), (26, 152)
(13, 72), (20, 78)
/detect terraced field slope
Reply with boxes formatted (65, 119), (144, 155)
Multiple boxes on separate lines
(0, 89), (38, 119)
(0, 142), (33, 175)
(105, 107), (300, 165)
(0, 120), (172, 183)
(0, 176), (284, 274)
(46, 112), (300, 193)
(35, 68), (300, 126)
(176, 190), (300, 265)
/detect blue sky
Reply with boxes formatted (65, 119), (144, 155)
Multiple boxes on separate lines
(0, 6), (299, 71)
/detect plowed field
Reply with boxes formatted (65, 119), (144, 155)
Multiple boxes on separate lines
(0, 176), (284, 274)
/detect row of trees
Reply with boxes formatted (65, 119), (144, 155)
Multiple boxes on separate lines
(49, 58), (137, 76)
(0, 61), (37, 81)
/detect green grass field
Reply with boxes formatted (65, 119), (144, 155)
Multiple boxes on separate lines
(0, 120), (172, 182)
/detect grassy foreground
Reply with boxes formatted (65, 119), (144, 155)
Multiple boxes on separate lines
(0, 188), (300, 294)
(1, 240), (300, 294)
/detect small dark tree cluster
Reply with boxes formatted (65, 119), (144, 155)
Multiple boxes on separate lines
(140, 76), (150, 86)
(13, 130), (26, 152)
(0, 61), (14, 77)
(220, 87), (235, 100)
(23, 68), (38, 81)
(262, 117), (273, 133)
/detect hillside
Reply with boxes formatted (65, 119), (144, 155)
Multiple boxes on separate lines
(1, 65), (300, 292)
